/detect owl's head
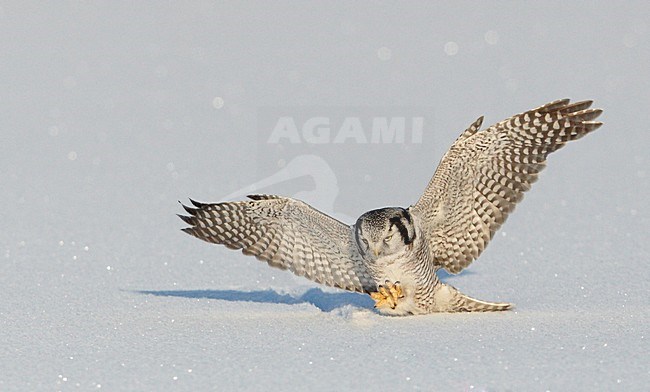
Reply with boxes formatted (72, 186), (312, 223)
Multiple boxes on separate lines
(354, 207), (416, 259)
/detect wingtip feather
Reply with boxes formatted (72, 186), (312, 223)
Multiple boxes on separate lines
(181, 227), (196, 236)
(177, 214), (194, 225)
(181, 203), (199, 215)
(189, 198), (208, 208)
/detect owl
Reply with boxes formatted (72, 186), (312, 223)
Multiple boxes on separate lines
(179, 99), (602, 316)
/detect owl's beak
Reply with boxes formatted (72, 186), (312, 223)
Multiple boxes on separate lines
(372, 247), (382, 257)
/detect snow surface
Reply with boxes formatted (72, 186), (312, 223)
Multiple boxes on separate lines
(2, 2), (649, 391)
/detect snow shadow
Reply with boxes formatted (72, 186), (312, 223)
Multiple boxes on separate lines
(136, 287), (374, 312)
(436, 269), (476, 280)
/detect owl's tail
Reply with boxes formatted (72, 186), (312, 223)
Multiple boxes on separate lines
(455, 292), (513, 312)
(441, 284), (513, 312)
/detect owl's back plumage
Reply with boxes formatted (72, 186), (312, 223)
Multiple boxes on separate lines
(179, 99), (602, 315)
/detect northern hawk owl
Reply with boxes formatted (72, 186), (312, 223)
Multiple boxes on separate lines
(179, 99), (602, 316)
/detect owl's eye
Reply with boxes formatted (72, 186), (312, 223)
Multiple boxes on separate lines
(384, 234), (393, 243)
(362, 238), (369, 247)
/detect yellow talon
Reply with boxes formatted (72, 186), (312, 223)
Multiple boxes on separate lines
(389, 282), (404, 300)
(370, 290), (391, 308)
(370, 281), (404, 310)
(370, 292), (384, 302)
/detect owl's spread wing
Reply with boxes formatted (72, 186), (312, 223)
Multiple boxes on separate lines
(179, 195), (375, 293)
(411, 99), (602, 274)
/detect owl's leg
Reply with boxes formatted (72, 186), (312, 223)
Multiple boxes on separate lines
(369, 280), (404, 309)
